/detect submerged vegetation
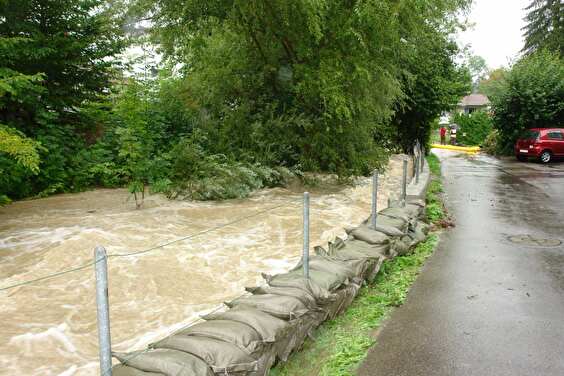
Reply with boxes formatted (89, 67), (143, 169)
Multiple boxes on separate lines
(271, 152), (448, 376)
(1, 0), (474, 206)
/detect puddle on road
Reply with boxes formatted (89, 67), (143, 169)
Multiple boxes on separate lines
(0, 155), (412, 375)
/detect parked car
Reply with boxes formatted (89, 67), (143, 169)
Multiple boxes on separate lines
(515, 128), (564, 163)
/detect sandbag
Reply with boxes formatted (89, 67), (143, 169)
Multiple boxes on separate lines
(204, 306), (292, 366)
(346, 225), (390, 245)
(415, 221), (430, 235)
(114, 349), (214, 376)
(388, 199), (425, 218)
(265, 269), (346, 299)
(112, 365), (164, 376)
(408, 198), (426, 207)
(406, 204), (424, 219)
(365, 255), (385, 282)
(152, 335), (258, 374)
(377, 215), (408, 233)
(262, 273), (333, 302)
(379, 207), (411, 223)
(246, 285), (317, 310)
(327, 237), (346, 255)
(291, 255), (358, 282)
(392, 236), (412, 256)
(343, 239), (390, 258)
(284, 311), (326, 356)
(203, 307), (289, 343)
(262, 271), (341, 303)
(361, 217), (405, 237)
(321, 283), (361, 320)
(331, 248), (382, 280)
(255, 348), (277, 376)
(342, 258), (375, 280)
(226, 294), (310, 320)
(178, 320), (263, 357)
(407, 221), (428, 245)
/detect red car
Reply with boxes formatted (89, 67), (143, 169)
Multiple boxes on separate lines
(515, 128), (564, 163)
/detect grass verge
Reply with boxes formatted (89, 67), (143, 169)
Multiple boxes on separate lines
(425, 153), (445, 223)
(270, 153), (447, 376)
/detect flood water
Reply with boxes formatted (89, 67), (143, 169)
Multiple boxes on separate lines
(0, 155), (412, 375)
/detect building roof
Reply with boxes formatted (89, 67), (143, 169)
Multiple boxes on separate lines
(458, 94), (490, 107)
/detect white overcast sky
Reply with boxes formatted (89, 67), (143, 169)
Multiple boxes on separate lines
(458, 0), (530, 69)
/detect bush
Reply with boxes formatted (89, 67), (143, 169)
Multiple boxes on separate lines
(453, 111), (493, 146)
(170, 137), (292, 200)
(490, 50), (564, 154)
(482, 129), (502, 155)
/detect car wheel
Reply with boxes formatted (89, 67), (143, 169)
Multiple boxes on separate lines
(540, 150), (552, 164)
(516, 155), (527, 162)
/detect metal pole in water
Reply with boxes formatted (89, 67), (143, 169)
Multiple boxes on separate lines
(303, 192), (310, 279)
(95, 246), (112, 376)
(402, 158), (408, 206)
(371, 170), (378, 229)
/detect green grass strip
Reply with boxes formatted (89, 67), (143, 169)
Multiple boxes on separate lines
(271, 153), (446, 376)
(426, 152), (441, 175)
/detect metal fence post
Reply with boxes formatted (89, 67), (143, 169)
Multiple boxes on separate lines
(95, 246), (112, 376)
(413, 143), (419, 177)
(421, 146), (425, 173)
(371, 171), (378, 229)
(303, 192), (310, 279)
(415, 155), (420, 184)
(402, 158), (407, 206)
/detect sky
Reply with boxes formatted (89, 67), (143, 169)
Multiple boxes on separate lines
(458, 0), (530, 69)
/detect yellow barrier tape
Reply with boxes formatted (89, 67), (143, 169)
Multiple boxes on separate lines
(431, 144), (480, 153)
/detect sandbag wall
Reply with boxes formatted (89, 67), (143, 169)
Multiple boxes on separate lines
(112, 198), (430, 376)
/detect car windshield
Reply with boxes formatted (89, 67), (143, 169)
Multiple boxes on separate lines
(520, 130), (539, 140)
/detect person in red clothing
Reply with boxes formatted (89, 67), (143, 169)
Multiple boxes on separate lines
(440, 126), (447, 145)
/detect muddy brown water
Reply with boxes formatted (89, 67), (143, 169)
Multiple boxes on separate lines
(0, 155), (412, 375)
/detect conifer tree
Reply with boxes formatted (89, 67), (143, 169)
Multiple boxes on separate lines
(522, 0), (563, 55)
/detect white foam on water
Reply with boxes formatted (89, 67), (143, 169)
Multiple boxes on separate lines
(261, 258), (294, 275)
(0, 156), (412, 375)
(58, 365), (77, 376)
(0, 226), (84, 250)
(9, 323), (76, 354)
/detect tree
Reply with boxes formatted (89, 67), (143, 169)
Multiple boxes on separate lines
(522, 0), (564, 55)
(453, 111), (493, 146)
(478, 67), (508, 98)
(113, 79), (168, 209)
(490, 50), (564, 153)
(137, 0), (471, 175)
(467, 55), (489, 89)
(0, 0), (125, 116)
(0, 126), (41, 173)
(0, 0), (125, 198)
(0, 125), (42, 204)
(392, 23), (472, 151)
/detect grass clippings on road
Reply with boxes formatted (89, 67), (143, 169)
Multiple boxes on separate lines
(271, 153), (447, 376)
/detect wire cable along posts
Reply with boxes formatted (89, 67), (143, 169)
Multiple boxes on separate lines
(0, 202), (297, 292)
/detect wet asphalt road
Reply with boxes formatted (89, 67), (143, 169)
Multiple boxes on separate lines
(357, 150), (564, 376)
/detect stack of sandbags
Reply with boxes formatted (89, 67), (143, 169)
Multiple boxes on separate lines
(112, 198), (430, 376)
